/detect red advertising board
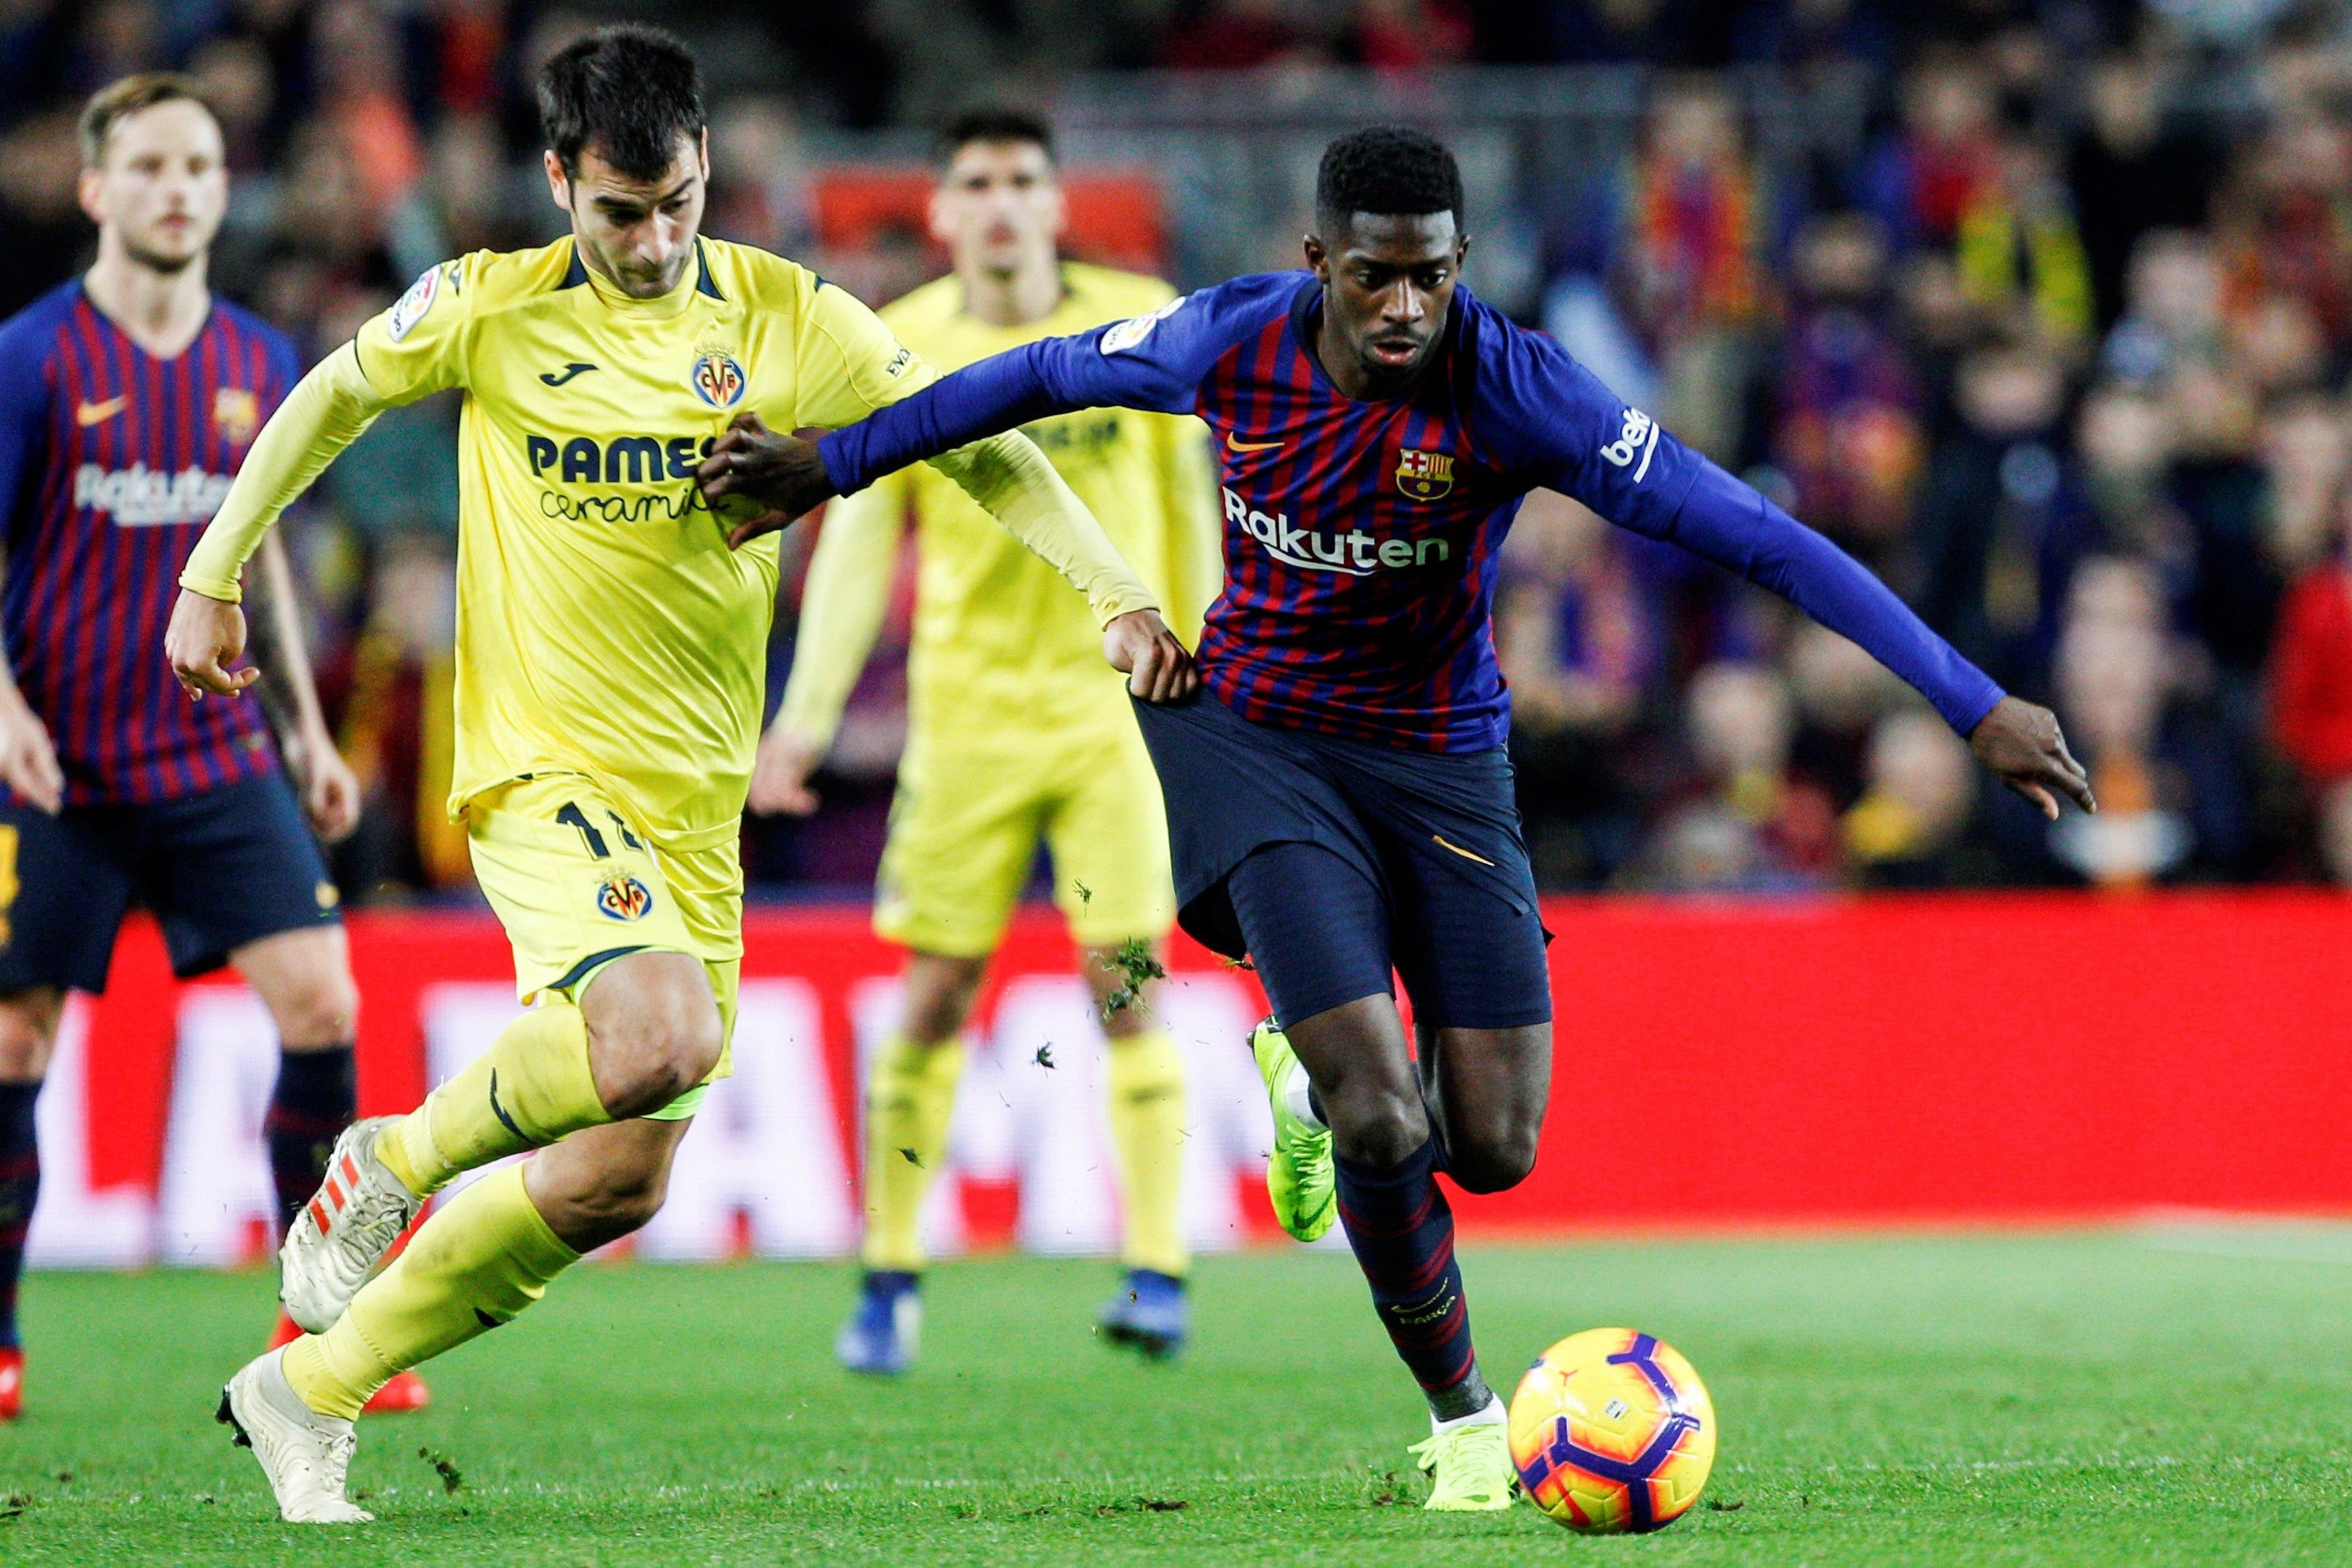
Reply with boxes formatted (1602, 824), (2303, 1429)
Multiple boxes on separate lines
(46, 890), (2352, 1259)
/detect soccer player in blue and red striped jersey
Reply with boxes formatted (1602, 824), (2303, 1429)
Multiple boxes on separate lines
(0, 74), (422, 1419)
(702, 126), (2095, 1510)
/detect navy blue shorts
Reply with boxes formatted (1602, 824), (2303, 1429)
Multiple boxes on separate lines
(1131, 691), (1551, 1031)
(0, 770), (339, 993)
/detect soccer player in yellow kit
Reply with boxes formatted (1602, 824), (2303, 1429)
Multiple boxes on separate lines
(162, 28), (1189, 1525)
(753, 110), (1222, 1370)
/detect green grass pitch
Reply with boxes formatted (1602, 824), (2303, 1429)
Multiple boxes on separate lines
(4, 1227), (2351, 1565)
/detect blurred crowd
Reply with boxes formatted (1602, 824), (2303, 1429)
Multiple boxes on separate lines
(3, 0), (2351, 899)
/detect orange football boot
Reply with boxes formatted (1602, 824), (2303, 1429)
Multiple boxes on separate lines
(0, 1345), (20, 1421)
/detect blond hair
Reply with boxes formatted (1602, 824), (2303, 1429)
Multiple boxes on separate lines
(78, 74), (213, 168)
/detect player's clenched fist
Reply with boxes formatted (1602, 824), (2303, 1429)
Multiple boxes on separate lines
(166, 587), (261, 699)
(1104, 609), (1198, 704)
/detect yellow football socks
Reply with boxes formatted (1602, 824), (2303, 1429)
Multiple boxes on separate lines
(1107, 1029), (1189, 1278)
(859, 1035), (963, 1273)
(282, 1165), (578, 1420)
(377, 1001), (609, 1198)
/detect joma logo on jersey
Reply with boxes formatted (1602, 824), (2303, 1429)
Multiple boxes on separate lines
(525, 433), (716, 484)
(1222, 487), (1450, 577)
(1395, 448), (1454, 500)
(691, 352), (745, 408)
(1599, 405), (1660, 481)
(596, 874), (653, 922)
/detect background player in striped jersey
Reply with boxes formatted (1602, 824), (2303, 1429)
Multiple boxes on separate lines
(755, 108), (1222, 1371)
(0, 74), (425, 1421)
(702, 126), (2096, 1514)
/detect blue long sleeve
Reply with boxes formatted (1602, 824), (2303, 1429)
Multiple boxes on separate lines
(1659, 459), (2004, 734)
(815, 280), (1252, 494)
(818, 341), (1075, 494)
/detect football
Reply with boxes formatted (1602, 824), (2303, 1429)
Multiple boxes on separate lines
(1507, 1327), (1716, 1532)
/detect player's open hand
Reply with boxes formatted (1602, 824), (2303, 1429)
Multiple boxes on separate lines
(287, 723), (362, 842)
(0, 694), (63, 815)
(748, 723), (824, 816)
(698, 412), (839, 548)
(1968, 695), (2095, 820)
(1105, 609), (1198, 704)
(166, 588), (260, 699)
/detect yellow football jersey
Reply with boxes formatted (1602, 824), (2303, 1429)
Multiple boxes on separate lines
(345, 236), (945, 849)
(781, 264), (1219, 746)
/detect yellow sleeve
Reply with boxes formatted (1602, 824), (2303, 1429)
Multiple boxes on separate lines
(182, 257), (476, 602)
(1151, 412), (1224, 646)
(774, 465), (910, 754)
(179, 344), (384, 602)
(793, 279), (1160, 629)
(350, 258), (476, 404)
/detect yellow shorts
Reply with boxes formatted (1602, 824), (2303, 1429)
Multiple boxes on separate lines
(464, 773), (740, 1118)
(876, 711), (1176, 959)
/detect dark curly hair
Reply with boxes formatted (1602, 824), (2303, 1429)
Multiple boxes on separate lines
(1314, 126), (1464, 236)
(537, 24), (704, 180)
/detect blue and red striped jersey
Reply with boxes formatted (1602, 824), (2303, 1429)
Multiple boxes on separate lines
(820, 272), (2004, 754)
(0, 279), (296, 804)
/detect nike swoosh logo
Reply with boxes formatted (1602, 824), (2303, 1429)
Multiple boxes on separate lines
(1226, 432), (1282, 453)
(539, 362), (598, 387)
(487, 1068), (526, 1141)
(76, 395), (128, 427)
(1431, 833), (1496, 867)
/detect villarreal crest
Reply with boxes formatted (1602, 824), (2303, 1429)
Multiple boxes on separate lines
(691, 349), (746, 409)
(1396, 447), (1455, 500)
(597, 874), (654, 922)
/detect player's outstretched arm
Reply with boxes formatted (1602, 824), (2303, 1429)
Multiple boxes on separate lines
(172, 343), (390, 698)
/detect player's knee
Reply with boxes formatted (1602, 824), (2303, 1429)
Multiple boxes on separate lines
(592, 977), (723, 1117)
(1447, 1123), (1540, 1194)
(276, 972), (361, 1049)
(1325, 1082), (1429, 1169)
(899, 955), (987, 1044)
(0, 991), (63, 1081)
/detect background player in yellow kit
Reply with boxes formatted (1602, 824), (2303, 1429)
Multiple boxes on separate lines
(753, 109), (1222, 1370)
(162, 28), (1189, 1525)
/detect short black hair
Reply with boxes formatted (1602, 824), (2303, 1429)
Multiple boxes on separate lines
(938, 106), (1055, 166)
(537, 24), (704, 180)
(1314, 126), (1464, 236)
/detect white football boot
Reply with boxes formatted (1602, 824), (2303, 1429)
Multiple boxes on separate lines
(280, 1116), (422, 1333)
(217, 1346), (372, 1524)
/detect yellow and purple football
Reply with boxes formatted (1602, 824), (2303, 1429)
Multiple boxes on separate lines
(1507, 1327), (1715, 1532)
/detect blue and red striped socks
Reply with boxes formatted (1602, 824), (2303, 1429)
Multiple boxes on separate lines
(1333, 1137), (1478, 1399)
(0, 1082), (39, 1348)
(264, 1046), (356, 1238)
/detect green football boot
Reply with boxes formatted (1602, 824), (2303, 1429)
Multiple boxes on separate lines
(1250, 1018), (1336, 1243)
(1408, 1418), (1518, 1512)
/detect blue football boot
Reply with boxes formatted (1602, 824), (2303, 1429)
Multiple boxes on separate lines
(834, 1270), (921, 1375)
(1098, 1268), (1188, 1360)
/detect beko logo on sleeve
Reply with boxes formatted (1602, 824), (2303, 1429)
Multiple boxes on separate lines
(1599, 406), (1659, 482)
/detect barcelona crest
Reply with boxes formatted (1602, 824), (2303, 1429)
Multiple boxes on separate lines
(597, 874), (654, 922)
(213, 387), (260, 446)
(1396, 447), (1455, 501)
(691, 351), (746, 409)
